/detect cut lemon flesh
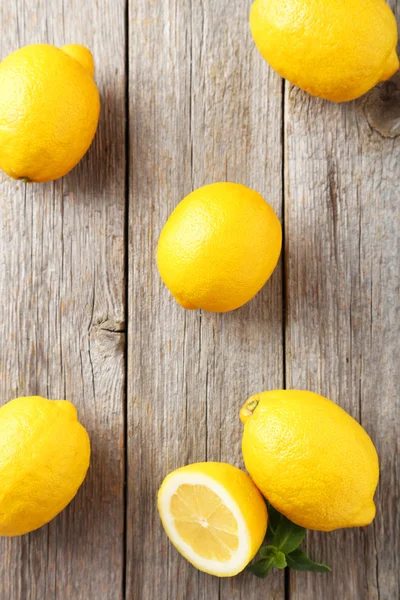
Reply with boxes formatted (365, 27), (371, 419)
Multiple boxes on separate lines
(158, 463), (268, 577)
(171, 484), (239, 562)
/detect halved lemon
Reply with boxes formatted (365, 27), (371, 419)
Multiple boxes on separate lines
(157, 462), (268, 576)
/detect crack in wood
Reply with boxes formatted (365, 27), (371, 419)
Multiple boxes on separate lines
(363, 75), (400, 139)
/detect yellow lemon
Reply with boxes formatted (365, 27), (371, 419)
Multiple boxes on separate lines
(250, 0), (399, 102)
(157, 183), (282, 312)
(61, 44), (95, 78)
(0, 43), (100, 182)
(0, 396), (90, 536)
(240, 390), (379, 531)
(158, 462), (268, 576)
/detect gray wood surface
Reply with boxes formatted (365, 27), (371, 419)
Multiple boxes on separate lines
(0, 0), (399, 599)
(126, 1), (284, 598)
(0, 1), (126, 598)
(285, 3), (400, 598)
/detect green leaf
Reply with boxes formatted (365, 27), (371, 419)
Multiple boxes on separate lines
(265, 501), (283, 535)
(259, 545), (277, 559)
(246, 556), (275, 578)
(274, 552), (287, 569)
(272, 520), (306, 554)
(286, 548), (332, 573)
(248, 504), (331, 580)
(265, 501), (305, 553)
(265, 526), (275, 545)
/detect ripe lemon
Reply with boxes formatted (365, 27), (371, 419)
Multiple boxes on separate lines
(158, 462), (268, 576)
(0, 44), (100, 182)
(157, 183), (282, 312)
(240, 390), (379, 531)
(250, 0), (399, 102)
(0, 396), (90, 536)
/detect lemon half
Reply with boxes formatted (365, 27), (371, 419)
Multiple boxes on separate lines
(158, 462), (267, 576)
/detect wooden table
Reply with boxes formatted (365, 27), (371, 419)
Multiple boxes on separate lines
(0, 1), (399, 599)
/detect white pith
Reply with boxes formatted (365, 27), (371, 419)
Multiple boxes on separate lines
(159, 471), (251, 576)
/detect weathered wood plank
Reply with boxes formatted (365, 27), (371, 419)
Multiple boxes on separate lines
(126, 1), (284, 598)
(285, 2), (400, 597)
(126, 1), (195, 598)
(0, 1), (397, 598)
(0, 1), (126, 598)
(191, 4), (284, 599)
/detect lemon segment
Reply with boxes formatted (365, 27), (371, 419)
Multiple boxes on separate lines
(158, 463), (268, 577)
(172, 484), (239, 561)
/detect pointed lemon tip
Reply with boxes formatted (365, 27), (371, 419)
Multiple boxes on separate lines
(349, 500), (376, 529)
(55, 400), (78, 420)
(380, 49), (399, 83)
(61, 44), (95, 77)
(361, 501), (377, 526)
(173, 294), (197, 310)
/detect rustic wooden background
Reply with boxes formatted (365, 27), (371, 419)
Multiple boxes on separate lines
(0, 1), (399, 598)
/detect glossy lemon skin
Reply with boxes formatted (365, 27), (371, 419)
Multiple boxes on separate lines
(157, 183), (282, 312)
(0, 396), (90, 536)
(158, 462), (268, 576)
(241, 390), (379, 531)
(250, 0), (399, 102)
(0, 44), (100, 182)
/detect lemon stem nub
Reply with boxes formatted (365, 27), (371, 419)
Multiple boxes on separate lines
(19, 177), (31, 183)
(242, 399), (259, 418)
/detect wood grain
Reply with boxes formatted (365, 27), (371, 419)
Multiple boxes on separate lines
(284, 2), (400, 598)
(0, 0), (398, 598)
(0, 1), (126, 598)
(126, 1), (284, 598)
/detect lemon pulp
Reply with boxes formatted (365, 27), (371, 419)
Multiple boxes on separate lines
(170, 483), (239, 562)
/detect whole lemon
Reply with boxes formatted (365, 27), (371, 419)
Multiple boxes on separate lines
(0, 396), (90, 536)
(250, 0), (399, 102)
(0, 44), (100, 182)
(157, 182), (282, 312)
(240, 390), (379, 532)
